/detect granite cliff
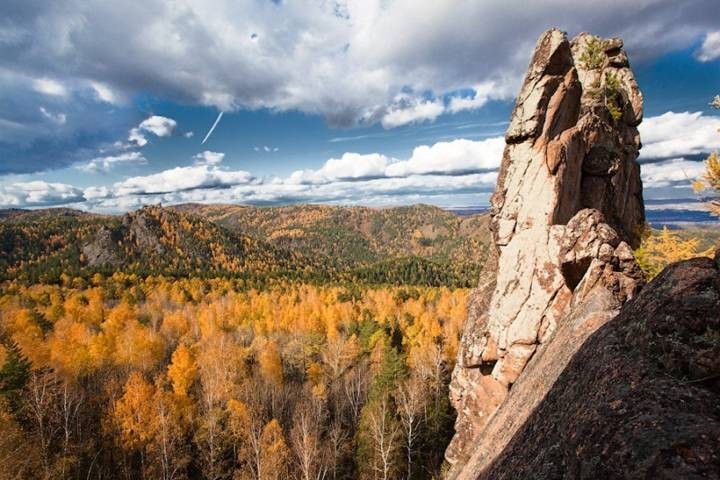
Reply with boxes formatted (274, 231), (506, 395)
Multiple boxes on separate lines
(446, 28), (648, 477)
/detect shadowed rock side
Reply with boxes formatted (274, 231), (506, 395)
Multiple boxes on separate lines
(476, 255), (720, 479)
(446, 28), (646, 476)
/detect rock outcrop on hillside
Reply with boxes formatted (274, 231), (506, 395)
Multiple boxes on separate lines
(82, 207), (166, 268)
(476, 254), (720, 479)
(446, 29), (647, 476)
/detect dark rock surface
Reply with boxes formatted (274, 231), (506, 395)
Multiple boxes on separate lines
(477, 254), (720, 479)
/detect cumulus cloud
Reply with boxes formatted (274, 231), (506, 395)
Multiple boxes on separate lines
(386, 137), (504, 176)
(3, 0), (720, 177)
(381, 98), (445, 129)
(2, 137), (503, 210)
(289, 153), (389, 184)
(3, 0), (718, 131)
(128, 115), (178, 146)
(0, 181), (84, 207)
(85, 171), (499, 212)
(113, 164), (254, 196)
(639, 111), (720, 159)
(77, 151), (147, 173)
(640, 157), (706, 188)
(696, 31), (720, 62)
(193, 150), (225, 165)
(127, 128), (148, 147)
(447, 82), (514, 114)
(138, 115), (177, 137)
(288, 137), (504, 185)
(3, 114), (718, 211)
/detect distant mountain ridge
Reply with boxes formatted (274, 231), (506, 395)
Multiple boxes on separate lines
(0, 205), (322, 284)
(0, 203), (491, 287)
(172, 203), (490, 267)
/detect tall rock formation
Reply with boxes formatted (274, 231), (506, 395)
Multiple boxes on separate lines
(446, 29), (646, 476)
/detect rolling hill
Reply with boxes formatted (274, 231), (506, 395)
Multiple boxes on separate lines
(0, 204), (491, 287)
(172, 203), (491, 266)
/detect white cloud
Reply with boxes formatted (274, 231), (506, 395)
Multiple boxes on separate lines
(289, 137), (503, 186)
(85, 171), (498, 212)
(381, 98), (445, 129)
(77, 151), (147, 173)
(83, 185), (111, 200)
(39, 107), (67, 125)
(640, 158), (706, 188)
(128, 115), (178, 146)
(184, 131), (195, 138)
(4, 120), (716, 211)
(9, 137), (501, 210)
(193, 150), (225, 165)
(32, 78), (67, 97)
(290, 152), (389, 184)
(645, 199), (709, 211)
(138, 115), (177, 137)
(89, 81), (121, 104)
(696, 31), (720, 62)
(0, 181), (84, 207)
(255, 146), (280, 152)
(2, 0), (719, 133)
(639, 111), (720, 159)
(387, 137), (504, 176)
(113, 164), (254, 196)
(448, 82), (512, 114)
(128, 128), (148, 147)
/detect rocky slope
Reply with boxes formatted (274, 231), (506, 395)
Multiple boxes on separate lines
(476, 254), (720, 479)
(446, 29), (647, 476)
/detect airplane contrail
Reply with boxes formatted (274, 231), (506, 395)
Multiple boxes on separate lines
(201, 111), (224, 144)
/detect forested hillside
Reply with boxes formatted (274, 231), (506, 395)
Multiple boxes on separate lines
(1, 204), (490, 287)
(0, 206), (324, 285)
(173, 203), (490, 275)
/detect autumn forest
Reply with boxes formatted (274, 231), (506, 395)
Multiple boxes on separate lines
(0, 203), (716, 480)
(0, 205), (482, 480)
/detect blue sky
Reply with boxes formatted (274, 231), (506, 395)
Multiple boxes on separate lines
(1, 0), (719, 214)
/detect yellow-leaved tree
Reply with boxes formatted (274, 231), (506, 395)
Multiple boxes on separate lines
(167, 343), (197, 397)
(693, 95), (720, 215)
(694, 151), (720, 216)
(635, 226), (714, 278)
(257, 338), (284, 387)
(259, 419), (289, 480)
(114, 372), (158, 452)
(638, 94), (720, 278)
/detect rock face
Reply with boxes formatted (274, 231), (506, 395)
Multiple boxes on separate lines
(81, 207), (165, 268)
(446, 29), (646, 475)
(476, 255), (720, 479)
